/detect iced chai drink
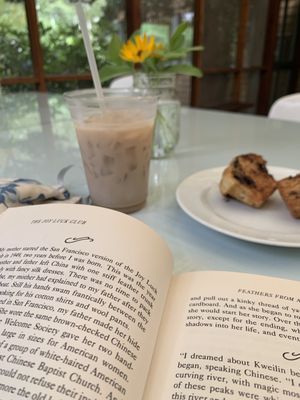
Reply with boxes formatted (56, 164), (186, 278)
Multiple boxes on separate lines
(65, 90), (157, 213)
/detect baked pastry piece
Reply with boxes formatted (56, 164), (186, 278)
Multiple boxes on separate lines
(277, 175), (300, 218)
(219, 153), (277, 208)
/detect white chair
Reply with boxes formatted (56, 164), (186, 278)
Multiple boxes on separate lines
(109, 75), (133, 89)
(268, 93), (300, 122)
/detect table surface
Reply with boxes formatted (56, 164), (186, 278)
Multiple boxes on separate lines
(1, 91), (300, 281)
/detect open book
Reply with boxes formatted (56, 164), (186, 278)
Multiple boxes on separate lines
(0, 204), (299, 400)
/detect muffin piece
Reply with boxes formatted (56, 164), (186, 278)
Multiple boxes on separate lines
(278, 174), (300, 218)
(219, 153), (277, 208)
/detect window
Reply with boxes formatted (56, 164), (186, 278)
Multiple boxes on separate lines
(0, 0), (126, 92)
(0, 0), (34, 91)
(0, 0), (299, 114)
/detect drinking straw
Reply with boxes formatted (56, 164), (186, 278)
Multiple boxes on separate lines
(74, 1), (103, 101)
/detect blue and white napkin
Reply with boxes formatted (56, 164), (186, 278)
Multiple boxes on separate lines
(0, 166), (81, 214)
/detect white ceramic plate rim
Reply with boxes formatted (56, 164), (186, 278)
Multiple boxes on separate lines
(176, 166), (300, 247)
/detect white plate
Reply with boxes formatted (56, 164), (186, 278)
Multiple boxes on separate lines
(176, 166), (300, 247)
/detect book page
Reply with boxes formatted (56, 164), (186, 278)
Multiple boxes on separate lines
(0, 204), (173, 400)
(144, 271), (300, 400)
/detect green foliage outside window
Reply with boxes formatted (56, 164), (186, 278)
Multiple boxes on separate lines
(0, 0), (32, 78)
(0, 0), (125, 92)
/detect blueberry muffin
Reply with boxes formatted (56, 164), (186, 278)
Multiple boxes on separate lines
(277, 174), (300, 218)
(220, 153), (277, 208)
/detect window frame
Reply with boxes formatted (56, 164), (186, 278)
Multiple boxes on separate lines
(0, 0), (298, 114)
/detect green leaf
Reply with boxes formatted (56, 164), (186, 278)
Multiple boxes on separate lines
(170, 22), (189, 50)
(184, 46), (205, 52)
(163, 64), (203, 77)
(143, 57), (159, 73)
(161, 50), (187, 60)
(170, 35), (185, 51)
(104, 34), (123, 63)
(99, 64), (133, 83)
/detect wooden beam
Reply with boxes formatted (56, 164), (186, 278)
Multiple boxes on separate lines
(0, 73), (92, 87)
(203, 65), (265, 75)
(191, 0), (204, 107)
(25, 0), (47, 92)
(288, 2), (300, 92)
(45, 74), (92, 82)
(256, 0), (281, 115)
(0, 76), (38, 85)
(232, 0), (249, 103)
(1, 66), (267, 89)
(125, 0), (141, 37)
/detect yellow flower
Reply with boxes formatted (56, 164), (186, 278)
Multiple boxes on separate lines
(120, 34), (164, 63)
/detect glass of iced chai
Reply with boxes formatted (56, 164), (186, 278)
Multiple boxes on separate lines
(64, 89), (157, 213)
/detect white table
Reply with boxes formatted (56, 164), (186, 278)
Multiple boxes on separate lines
(1, 91), (300, 281)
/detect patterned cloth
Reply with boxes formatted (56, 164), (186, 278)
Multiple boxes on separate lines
(0, 167), (81, 214)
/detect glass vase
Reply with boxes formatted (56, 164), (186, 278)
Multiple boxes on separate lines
(133, 73), (180, 159)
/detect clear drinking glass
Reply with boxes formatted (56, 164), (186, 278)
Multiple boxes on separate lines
(133, 73), (180, 159)
(64, 89), (157, 213)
